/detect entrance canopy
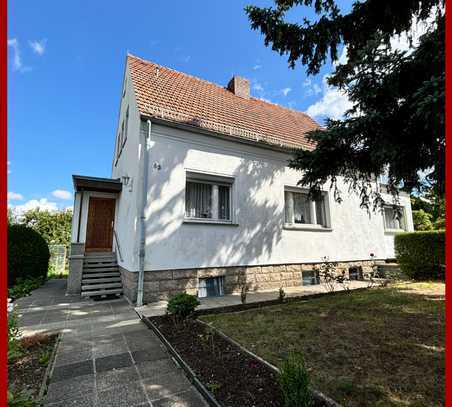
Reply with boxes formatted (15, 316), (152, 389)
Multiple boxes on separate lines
(73, 175), (122, 193)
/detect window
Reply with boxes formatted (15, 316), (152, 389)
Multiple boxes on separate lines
(198, 276), (225, 298)
(383, 206), (406, 231)
(302, 270), (320, 286)
(185, 175), (232, 222)
(115, 106), (129, 163)
(349, 267), (363, 281)
(284, 189), (328, 227)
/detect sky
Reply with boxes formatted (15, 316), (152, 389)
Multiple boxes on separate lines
(6, 1), (374, 213)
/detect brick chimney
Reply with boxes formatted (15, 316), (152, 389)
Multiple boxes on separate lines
(227, 76), (250, 99)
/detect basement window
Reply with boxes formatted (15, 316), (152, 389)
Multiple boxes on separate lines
(302, 270), (320, 286)
(348, 266), (363, 281)
(198, 276), (225, 298)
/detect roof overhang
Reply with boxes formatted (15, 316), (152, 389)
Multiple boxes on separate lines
(141, 115), (303, 155)
(72, 175), (122, 193)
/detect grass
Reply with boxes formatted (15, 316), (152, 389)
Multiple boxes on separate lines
(200, 283), (445, 406)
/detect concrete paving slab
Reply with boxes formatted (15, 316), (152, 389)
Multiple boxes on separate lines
(95, 352), (133, 372)
(152, 388), (209, 407)
(46, 374), (95, 403)
(97, 381), (149, 407)
(142, 371), (191, 401)
(52, 360), (94, 382)
(96, 365), (140, 392)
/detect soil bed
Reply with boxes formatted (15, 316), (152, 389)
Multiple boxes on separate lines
(150, 316), (288, 407)
(8, 334), (58, 401)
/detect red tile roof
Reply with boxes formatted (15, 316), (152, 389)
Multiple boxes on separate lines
(128, 54), (319, 151)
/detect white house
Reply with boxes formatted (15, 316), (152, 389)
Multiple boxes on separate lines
(67, 54), (413, 305)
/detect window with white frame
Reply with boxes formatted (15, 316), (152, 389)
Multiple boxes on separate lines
(383, 205), (407, 231)
(284, 189), (328, 227)
(185, 175), (232, 222)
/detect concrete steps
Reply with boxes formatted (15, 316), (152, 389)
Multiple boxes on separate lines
(81, 252), (123, 298)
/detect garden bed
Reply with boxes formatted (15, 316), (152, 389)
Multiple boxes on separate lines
(200, 283), (445, 406)
(149, 315), (284, 406)
(8, 333), (58, 404)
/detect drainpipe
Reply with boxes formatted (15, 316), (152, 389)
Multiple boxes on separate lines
(137, 119), (151, 306)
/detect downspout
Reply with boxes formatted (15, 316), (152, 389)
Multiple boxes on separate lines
(137, 119), (151, 306)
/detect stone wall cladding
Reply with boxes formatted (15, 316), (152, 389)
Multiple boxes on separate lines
(119, 266), (138, 303)
(123, 260), (376, 303)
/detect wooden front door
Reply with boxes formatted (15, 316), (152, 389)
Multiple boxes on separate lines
(85, 197), (116, 252)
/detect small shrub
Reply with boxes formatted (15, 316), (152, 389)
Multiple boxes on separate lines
(278, 287), (286, 303)
(316, 257), (338, 292)
(167, 293), (200, 319)
(7, 390), (38, 407)
(279, 352), (312, 407)
(8, 224), (50, 286)
(395, 231), (445, 280)
(8, 311), (23, 363)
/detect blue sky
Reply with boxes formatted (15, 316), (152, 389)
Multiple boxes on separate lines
(8, 1), (350, 212)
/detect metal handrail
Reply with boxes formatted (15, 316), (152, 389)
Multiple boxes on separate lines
(113, 229), (124, 263)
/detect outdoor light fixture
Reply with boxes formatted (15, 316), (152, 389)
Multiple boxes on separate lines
(121, 175), (130, 185)
(153, 162), (162, 170)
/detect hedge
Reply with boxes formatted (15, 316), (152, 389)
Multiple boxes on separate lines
(395, 230), (445, 280)
(8, 224), (50, 286)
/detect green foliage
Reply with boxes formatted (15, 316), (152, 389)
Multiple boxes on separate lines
(39, 351), (50, 367)
(279, 352), (312, 407)
(412, 209), (433, 231)
(8, 311), (23, 363)
(395, 231), (445, 280)
(21, 209), (72, 249)
(8, 224), (50, 286)
(8, 277), (44, 300)
(167, 293), (200, 319)
(246, 1), (444, 209)
(7, 390), (39, 407)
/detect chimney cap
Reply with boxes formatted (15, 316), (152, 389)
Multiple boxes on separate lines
(227, 75), (250, 99)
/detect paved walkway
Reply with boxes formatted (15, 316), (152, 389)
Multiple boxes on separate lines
(136, 280), (370, 318)
(16, 279), (208, 407)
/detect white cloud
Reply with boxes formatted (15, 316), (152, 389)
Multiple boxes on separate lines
(302, 78), (322, 96)
(8, 192), (23, 201)
(7, 39), (22, 71)
(281, 87), (292, 96)
(7, 161), (11, 174)
(29, 39), (46, 56)
(253, 82), (264, 92)
(10, 198), (59, 216)
(252, 64), (262, 70)
(306, 76), (353, 120)
(52, 189), (72, 200)
(7, 38), (31, 72)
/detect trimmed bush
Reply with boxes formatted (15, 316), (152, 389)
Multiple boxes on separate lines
(395, 230), (445, 280)
(8, 224), (50, 286)
(167, 293), (200, 319)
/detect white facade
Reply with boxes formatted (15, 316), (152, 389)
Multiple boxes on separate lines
(109, 118), (413, 273)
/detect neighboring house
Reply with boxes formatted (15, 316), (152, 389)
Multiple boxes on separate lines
(67, 54), (413, 304)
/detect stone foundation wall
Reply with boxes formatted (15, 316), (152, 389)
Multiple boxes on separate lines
(120, 260), (375, 304)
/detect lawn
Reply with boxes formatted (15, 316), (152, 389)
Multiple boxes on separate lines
(201, 283), (445, 406)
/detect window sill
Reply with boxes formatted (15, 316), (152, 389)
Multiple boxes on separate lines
(183, 218), (239, 226)
(284, 223), (332, 232)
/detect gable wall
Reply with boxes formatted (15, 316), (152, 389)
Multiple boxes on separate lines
(111, 60), (143, 271)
